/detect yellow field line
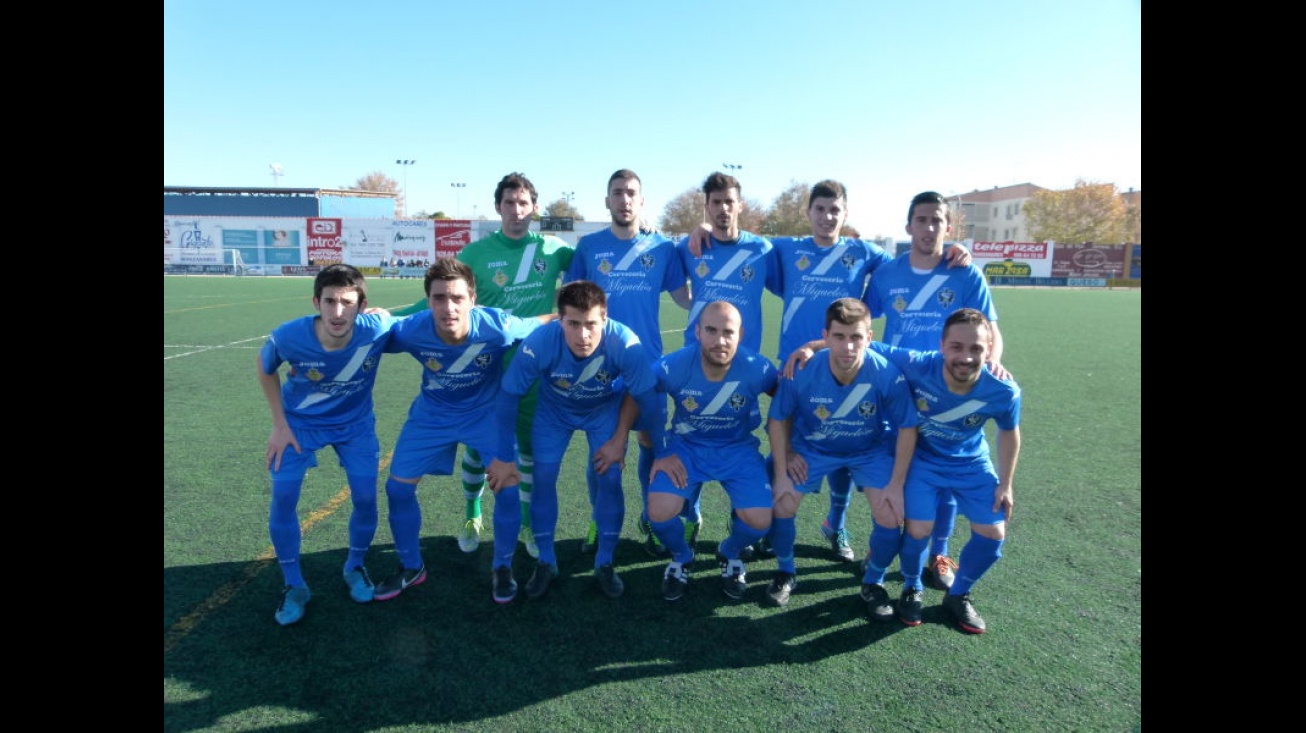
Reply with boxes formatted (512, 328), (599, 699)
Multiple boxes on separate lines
(164, 453), (393, 656)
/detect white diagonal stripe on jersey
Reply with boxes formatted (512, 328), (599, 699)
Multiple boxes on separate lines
(830, 383), (872, 418)
(577, 355), (606, 384)
(296, 392), (330, 409)
(931, 399), (986, 423)
(711, 251), (753, 280)
(513, 243), (539, 284)
(614, 240), (653, 270)
(781, 297), (803, 335)
(700, 381), (741, 415)
(688, 301), (706, 327)
(811, 245), (848, 275)
(447, 342), (487, 373)
(336, 345), (374, 381)
(906, 275), (949, 311)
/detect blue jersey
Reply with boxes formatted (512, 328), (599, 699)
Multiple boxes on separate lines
(879, 346), (1021, 469)
(677, 231), (778, 354)
(258, 312), (396, 429)
(770, 236), (892, 362)
(565, 228), (686, 360)
(498, 317), (664, 458)
(384, 307), (540, 422)
(768, 348), (918, 456)
(654, 344), (778, 451)
(863, 254), (997, 351)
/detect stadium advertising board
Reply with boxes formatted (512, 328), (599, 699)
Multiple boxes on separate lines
(1051, 243), (1128, 278)
(435, 220), (471, 258)
(307, 218), (344, 264)
(971, 241), (1053, 279)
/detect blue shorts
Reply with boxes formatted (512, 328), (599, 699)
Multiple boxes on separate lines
(389, 413), (505, 480)
(651, 438), (771, 511)
(784, 444), (896, 494)
(271, 418), (380, 482)
(904, 460), (1003, 525)
(530, 398), (621, 465)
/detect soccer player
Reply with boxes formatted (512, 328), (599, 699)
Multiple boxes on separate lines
(765, 298), (918, 608)
(255, 264), (397, 625)
(488, 280), (668, 599)
(393, 173), (573, 559)
(646, 301), (779, 602)
(374, 258), (554, 605)
(691, 181), (971, 563)
(564, 169), (690, 558)
(873, 308), (1021, 633)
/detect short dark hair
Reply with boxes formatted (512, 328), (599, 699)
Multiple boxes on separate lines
(702, 172), (740, 198)
(809, 179), (847, 208)
(907, 191), (951, 225)
(607, 169), (641, 190)
(557, 279), (607, 314)
(425, 256), (475, 298)
(824, 297), (871, 331)
(494, 172), (538, 206)
(313, 263), (367, 300)
(943, 307), (991, 336)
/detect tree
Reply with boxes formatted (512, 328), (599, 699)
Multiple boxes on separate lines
(759, 180), (810, 237)
(543, 198), (584, 221)
(659, 187), (705, 236)
(1123, 193), (1141, 243)
(1023, 179), (1127, 244)
(344, 171), (404, 216)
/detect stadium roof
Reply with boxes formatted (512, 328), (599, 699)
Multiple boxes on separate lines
(163, 185), (396, 198)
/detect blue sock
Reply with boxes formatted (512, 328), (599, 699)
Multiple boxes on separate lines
(720, 513), (767, 560)
(491, 485), (521, 570)
(593, 465), (624, 567)
(862, 522), (902, 585)
(771, 516), (797, 574)
(383, 477), (423, 570)
(826, 468), (852, 531)
(530, 462), (560, 567)
(952, 534), (1003, 596)
(269, 479), (305, 587)
(931, 494), (959, 558)
(899, 533), (930, 591)
(344, 472), (378, 570)
(638, 443), (654, 525)
(651, 516), (692, 564)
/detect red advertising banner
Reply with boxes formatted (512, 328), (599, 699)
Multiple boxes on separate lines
(435, 220), (472, 258)
(972, 241), (1052, 278)
(1050, 243), (1128, 278)
(307, 218), (344, 264)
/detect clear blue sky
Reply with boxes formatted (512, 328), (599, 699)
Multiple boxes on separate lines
(164, 0), (1141, 240)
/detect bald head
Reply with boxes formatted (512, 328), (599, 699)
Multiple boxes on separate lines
(696, 300), (742, 370)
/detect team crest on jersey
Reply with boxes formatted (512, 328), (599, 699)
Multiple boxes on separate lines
(595, 369), (613, 385)
(797, 254), (811, 271)
(729, 393), (747, 410)
(696, 261), (710, 278)
(475, 353), (492, 369)
(364, 355), (378, 371)
(916, 397), (930, 413)
(681, 395), (699, 412)
(740, 264), (755, 282)
(533, 257), (548, 276)
(639, 252), (655, 269)
(936, 288), (956, 308)
(554, 378), (572, 389)
(857, 402), (877, 418)
(964, 414), (984, 428)
(813, 404), (830, 421)
(598, 258), (613, 275)
(425, 357), (443, 372)
(306, 367), (324, 382)
(893, 295), (908, 313)
(493, 269), (508, 287)
(841, 252), (858, 270)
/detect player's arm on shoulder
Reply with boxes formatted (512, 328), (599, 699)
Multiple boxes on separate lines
(686, 223), (713, 257)
(669, 283), (692, 310)
(944, 241), (973, 268)
(783, 339), (826, 379)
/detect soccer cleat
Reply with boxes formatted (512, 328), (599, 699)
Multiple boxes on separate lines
(923, 554), (958, 591)
(521, 527), (540, 559)
(943, 592), (987, 634)
(492, 565), (517, 604)
(525, 562), (557, 599)
(859, 583), (894, 622)
(275, 586), (311, 626)
(720, 558), (748, 600)
(644, 531), (669, 558)
(821, 520), (855, 562)
(458, 517), (483, 553)
(897, 587), (924, 626)
(580, 520), (598, 555)
(752, 536), (776, 559)
(765, 571), (797, 607)
(343, 566), (374, 603)
(594, 563), (624, 598)
(374, 565), (427, 601)
(662, 562), (690, 601)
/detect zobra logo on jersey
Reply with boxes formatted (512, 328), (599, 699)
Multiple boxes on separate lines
(639, 252), (655, 269)
(729, 393), (746, 410)
(533, 258), (547, 276)
(857, 402), (877, 418)
(935, 288), (956, 308)
(740, 264), (755, 282)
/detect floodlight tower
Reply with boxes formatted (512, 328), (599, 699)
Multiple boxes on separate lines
(269, 163), (284, 186)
